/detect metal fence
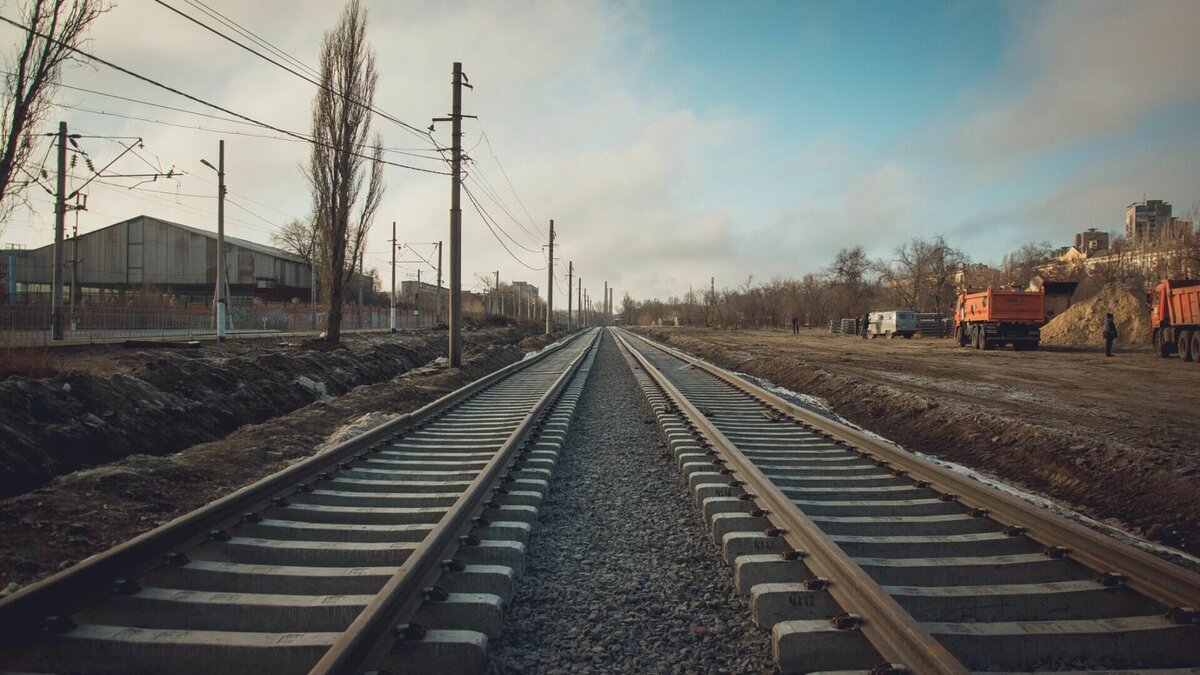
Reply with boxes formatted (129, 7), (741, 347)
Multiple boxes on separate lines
(0, 302), (437, 345)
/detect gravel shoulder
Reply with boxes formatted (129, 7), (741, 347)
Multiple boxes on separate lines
(633, 327), (1200, 556)
(488, 331), (774, 674)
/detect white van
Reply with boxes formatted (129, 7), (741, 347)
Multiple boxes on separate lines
(866, 310), (917, 339)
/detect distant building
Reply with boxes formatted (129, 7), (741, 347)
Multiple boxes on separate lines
(3, 215), (312, 305)
(1074, 228), (1110, 254)
(1126, 199), (1173, 243)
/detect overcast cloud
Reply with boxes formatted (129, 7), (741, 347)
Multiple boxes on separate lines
(2, 0), (1198, 301)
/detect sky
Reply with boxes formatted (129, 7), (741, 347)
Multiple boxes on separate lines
(2, 0), (1198, 302)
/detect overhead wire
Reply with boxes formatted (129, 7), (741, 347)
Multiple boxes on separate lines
(461, 183), (545, 271)
(0, 13), (450, 176)
(152, 0), (434, 143)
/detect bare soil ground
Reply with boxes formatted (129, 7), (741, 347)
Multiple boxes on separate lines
(634, 327), (1200, 556)
(0, 327), (539, 497)
(0, 330), (560, 592)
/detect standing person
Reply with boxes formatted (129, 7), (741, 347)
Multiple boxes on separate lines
(791, 315), (800, 336)
(1103, 312), (1119, 357)
(861, 313), (870, 339)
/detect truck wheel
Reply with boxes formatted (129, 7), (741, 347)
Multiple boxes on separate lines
(1179, 331), (1194, 362)
(1154, 330), (1170, 357)
(1192, 333), (1200, 365)
(956, 326), (968, 347)
(887, 330), (896, 339)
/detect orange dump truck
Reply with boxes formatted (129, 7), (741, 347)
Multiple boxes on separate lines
(1151, 279), (1200, 362)
(954, 287), (1045, 350)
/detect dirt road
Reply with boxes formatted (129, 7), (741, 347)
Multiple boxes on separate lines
(636, 327), (1200, 556)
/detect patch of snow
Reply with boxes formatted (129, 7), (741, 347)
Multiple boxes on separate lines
(316, 412), (398, 452)
(738, 370), (1200, 568)
(523, 337), (566, 361)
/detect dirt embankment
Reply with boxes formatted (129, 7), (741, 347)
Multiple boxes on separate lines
(0, 338), (542, 591)
(634, 328), (1200, 557)
(0, 327), (541, 498)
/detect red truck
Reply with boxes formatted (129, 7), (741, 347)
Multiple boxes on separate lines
(1151, 279), (1200, 362)
(955, 287), (1045, 351)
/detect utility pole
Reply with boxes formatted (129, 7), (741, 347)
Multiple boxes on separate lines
(417, 268), (422, 328)
(609, 287), (614, 323)
(494, 270), (500, 316)
(603, 281), (607, 326)
(390, 222), (397, 334)
(438, 62), (470, 367)
(577, 276), (582, 329)
(436, 241), (443, 326)
(357, 248), (364, 329)
(566, 261), (573, 332)
(50, 122), (67, 340)
(545, 219), (554, 335)
(200, 141), (228, 341)
(309, 227), (317, 331)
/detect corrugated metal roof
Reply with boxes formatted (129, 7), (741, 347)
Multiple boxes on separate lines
(22, 214), (308, 264)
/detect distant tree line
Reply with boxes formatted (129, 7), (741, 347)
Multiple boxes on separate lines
(619, 220), (1200, 330)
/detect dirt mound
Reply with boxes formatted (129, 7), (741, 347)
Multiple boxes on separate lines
(1041, 283), (1147, 347)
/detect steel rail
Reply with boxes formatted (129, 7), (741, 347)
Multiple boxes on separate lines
(620, 329), (1200, 615)
(0, 332), (585, 641)
(613, 329), (968, 674)
(311, 329), (598, 674)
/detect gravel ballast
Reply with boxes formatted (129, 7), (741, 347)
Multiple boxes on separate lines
(488, 331), (774, 674)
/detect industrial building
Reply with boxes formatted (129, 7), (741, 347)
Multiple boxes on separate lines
(2, 215), (312, 305)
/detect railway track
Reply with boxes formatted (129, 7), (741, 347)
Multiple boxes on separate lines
(0, 328), (600, 675)
(613, 328), (1200, 674)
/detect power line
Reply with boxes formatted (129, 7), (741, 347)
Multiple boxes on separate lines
(54, 100), (448, 162)
(184, 0), (320, 79)
(153, 0), (434, 142)
(462, 183), (545, 271)
(0, 13), (450, 176)
(480, 128), (540, 236)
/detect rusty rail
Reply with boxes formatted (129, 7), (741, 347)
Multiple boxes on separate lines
(0, 332), (587, 650)
(311, 330), (597, 673)
(618, 329), (1200, 614)
(613, 329), (968, 674)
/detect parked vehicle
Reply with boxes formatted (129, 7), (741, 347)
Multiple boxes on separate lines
(954, 287), (1044, 350)
(865, 310), (917, 339)
(1150, 278), (1200, 363)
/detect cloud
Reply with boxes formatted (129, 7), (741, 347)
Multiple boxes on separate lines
(953, 0), (1200, 166)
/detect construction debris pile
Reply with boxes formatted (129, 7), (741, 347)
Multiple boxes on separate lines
(1040, 283), (1148, 347)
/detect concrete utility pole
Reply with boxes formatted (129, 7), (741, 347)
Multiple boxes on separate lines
(545, 219), (554, 335)
(200, 140), (227, 342)
(436, 241), (443, 326)
(51, 121), (66, 340)
(566, 261), (573, 332)
(609, 287), (613, 323)
(442, 62), (470, 367)
(577, 277), (582, 329)
(357, 248), (364, 328)
(417, 268), (422, 328)
(390, 222), (397, 334)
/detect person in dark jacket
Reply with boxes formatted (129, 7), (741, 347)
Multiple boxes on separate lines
(1103, 313), (1119, 357)
(861, 314), (870, 339)
(791, 315), (800, 336)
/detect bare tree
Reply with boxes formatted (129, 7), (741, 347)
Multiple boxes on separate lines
(305, 0), (384, 344)
(0, 0), (106, 231)
(271, 217), (316, 262)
